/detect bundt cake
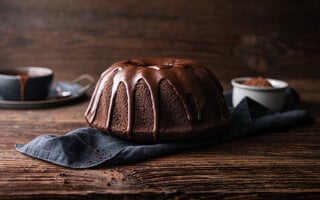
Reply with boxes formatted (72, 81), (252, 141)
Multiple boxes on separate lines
(85, 58), (230, 143)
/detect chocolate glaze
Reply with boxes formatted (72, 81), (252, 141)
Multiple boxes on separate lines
(18, 74), (29, 101)
(85, 58), (228, 141)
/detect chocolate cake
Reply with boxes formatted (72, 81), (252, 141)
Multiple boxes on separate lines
(85, 58), (230, 143)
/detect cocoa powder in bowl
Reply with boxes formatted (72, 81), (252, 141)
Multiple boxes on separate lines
(242, 77), (273, 87)
(231, 77), (288, 111)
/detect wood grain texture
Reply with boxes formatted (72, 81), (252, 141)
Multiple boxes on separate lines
(0, 0), (319, 199)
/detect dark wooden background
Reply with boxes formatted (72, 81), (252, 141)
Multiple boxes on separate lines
(1, 0), (320, 82)
(0, 0), (319, 199)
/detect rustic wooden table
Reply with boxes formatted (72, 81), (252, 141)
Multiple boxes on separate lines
(0, 1), (319, 199)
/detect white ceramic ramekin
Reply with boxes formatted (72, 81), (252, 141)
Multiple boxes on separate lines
(231, 77), (288, 111)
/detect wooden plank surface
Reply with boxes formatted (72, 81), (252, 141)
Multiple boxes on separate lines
(0, 0), (319, 199)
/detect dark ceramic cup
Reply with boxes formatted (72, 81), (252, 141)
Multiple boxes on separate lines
(0, 67), (54, 101)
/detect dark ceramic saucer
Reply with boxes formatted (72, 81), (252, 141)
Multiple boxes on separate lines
(0, 74), (95, 109)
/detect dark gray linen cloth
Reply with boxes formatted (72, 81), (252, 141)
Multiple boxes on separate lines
(15, 88), (313, 168)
